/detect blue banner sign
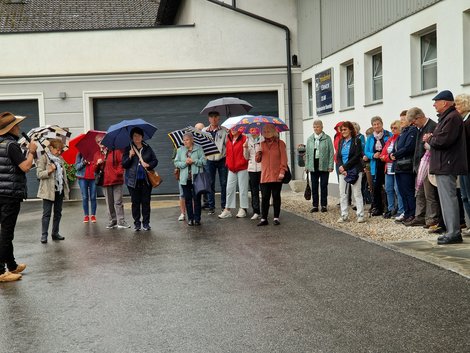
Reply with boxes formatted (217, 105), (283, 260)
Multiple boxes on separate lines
(315, 68), (333, 115)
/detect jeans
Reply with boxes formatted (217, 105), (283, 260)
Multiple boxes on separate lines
(248, 171), (261, 214)
(395, 173), (416, 219)
(260, 182), (282, 220)
(182, 181), (202, 222)
(42, 192), (64, 238)
(0, 201), (21, 274)
(206, 158), (228, 210)
(385, 174), (404, 214)
(78, 178), (97, 216)
(310, 171), (329, 207)
(128, 180), (152, 227)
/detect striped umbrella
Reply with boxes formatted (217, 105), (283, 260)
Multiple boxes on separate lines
(168, 126), (220, 156)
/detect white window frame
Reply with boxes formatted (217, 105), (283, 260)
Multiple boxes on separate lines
(364, 47), (383, 105)
(372, 52), (383, 101)
(420, 30), (437, 91)
(410, 24), (437, 95)
(464, 9), (470, 85)
(307, 80), (314, 117)
(340, 60), (354, 110)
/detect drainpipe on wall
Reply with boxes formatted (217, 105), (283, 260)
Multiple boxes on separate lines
(206, 0), (296, 179)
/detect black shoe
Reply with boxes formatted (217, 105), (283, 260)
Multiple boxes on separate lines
(40, 235), (47, 244)
(187, 220), (194, 226)
(383, 211), (392, 219)
(321, 206), (327, 212)
(370, 209), (382, 217)
(273, 219), (280, 225)
(194, 221), (201, 226)
(208, 209), (215, 215)
(142, 225), (151, 231)
(310, 207), (319, 213)
(52, 234), (65, 241)
(257, 220), (269, 226)
(134, 225), (141, 231)
(201, 204), (209, 210)
(437, 235), (463, 245)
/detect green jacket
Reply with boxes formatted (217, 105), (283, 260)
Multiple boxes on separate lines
(305, 133), (334, 172)
(174, 144), (207, 185)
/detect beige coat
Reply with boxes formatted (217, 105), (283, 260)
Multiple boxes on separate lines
(36, 154), (70, 201)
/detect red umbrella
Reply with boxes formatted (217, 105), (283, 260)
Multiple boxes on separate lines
(75, 130), (106, 162)
(61, 133), (85, 164)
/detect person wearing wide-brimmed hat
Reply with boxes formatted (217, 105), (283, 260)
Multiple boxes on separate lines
(0, 112), (37, 282)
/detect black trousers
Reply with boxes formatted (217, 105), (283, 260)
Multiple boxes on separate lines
(310, 171), (329, 207)
(260, 182), (283, 219)
(0, 201), (21, 274)
(128, 180), (152, 227)
(42, 192), (64, 238)
(182, 180), (202, 222)
(248, 171), (261, 214)
(372, 160), (386, 212)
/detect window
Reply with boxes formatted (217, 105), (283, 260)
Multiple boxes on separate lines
(346, 64), (354, 107)
(421, 31), (437, 90)
(372, 52), (383, 101)
(463, 10), (470, 84)
(307, 81), (313, 117)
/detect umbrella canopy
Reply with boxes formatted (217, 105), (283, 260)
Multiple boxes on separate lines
(61, 133), (85, 164)
(200, 97), (253, 117)
(232, 115), (289, 134)
(75, 130), (106, 162)
(168, 126), (220, 156)
(221, 115), (254, 130)
(101, 118), (157, 150)
(18, 125), (72, 159)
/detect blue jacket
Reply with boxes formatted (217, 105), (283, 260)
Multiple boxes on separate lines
(393, 126), (418, 174)
(364, 130), (392, 176)
(122, 143), (158, 188)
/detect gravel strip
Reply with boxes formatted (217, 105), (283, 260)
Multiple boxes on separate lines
(281, 191), (437, 243)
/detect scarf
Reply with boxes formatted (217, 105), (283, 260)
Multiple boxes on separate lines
(373, 131), (384, 151)
(46, 151), (64, 194)
(313, 132), (324, 159)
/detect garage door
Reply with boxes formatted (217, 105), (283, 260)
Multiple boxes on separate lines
(0, 100), (40, 199)
(93, 92), (279, 195)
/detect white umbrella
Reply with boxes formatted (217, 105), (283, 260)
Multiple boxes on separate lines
(221, 115), (253, 130)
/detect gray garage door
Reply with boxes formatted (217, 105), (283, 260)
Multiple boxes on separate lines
(0, 100), (40, 199)
(93, 92), (278, 195)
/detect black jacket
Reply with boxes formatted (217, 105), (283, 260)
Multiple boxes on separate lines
(122, 143), (158, 188)
(429, 106), (468, 175)
(0, 135), (27, 200)
(337, 136), (363, 172)
(413, 118), (437, 173)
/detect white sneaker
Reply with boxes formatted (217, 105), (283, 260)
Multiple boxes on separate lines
(236, 208), (247, 218)
(395, 213), (405, 221)
(218, 209), (233, 219)
(337, 216), (348, 223)
(117, 221), (131, 229)
(357, 216), (365, 223)
(178, 213), (185, 221)
(462, 228), (470, 236)
(251, 213), (260, 220)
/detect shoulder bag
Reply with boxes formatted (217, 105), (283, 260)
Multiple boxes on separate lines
(134, 146), (162, 188)
(304, 172), (311, 200)
(278, 141), (291, 184)
(193, 167), (211, 195)
(94, 151), (107, 186)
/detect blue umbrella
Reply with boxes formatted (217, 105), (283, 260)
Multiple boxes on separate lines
(101, 119), (157, 150)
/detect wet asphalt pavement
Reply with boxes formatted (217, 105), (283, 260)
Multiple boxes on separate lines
(1, 197), (469, 353)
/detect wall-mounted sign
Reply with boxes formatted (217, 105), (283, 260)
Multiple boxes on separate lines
(315, 68), (333, 115)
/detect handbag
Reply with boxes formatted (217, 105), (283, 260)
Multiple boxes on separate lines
(304, 172), (311, 200)
(344, 168), (359, 184)
(193, 168), (211, 195)
(395, 157), (413, 172)
(146, 169), (162, 188)
(282, 166), (292, 184)
(94, 168), (104, 186)
(173, 168), (180, 181)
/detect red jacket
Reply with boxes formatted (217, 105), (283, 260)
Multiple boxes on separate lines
(225, 133), (248, 172)
(333, 121), (344, 163)
(93, 149), (124, 186)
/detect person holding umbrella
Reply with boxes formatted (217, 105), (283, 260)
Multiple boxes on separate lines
(122, 127), (158, 231)
(37, 139), (70, 243)
(93, 137), (130, 229)
(0, 112), (37, 282)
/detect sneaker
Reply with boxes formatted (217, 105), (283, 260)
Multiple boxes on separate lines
(321, 206), (327, 213)
(251, 213), (260, 220)
(273, 219), (280, 225)
(83, 216), (90, 223)
(0, 272), (22, 282)
(106, 222), (117, 229)
(208, 208), (215, 215)
(134, 225), (141, 231)
(236, 208), (247, 218)
(337, 216), (348, 223)
(90, 215), (97, 223)
(178, 213), (185, 221)
(142, 225), (151, 231)
(117, 221), (131, 229)
(218, 209), (233, 219)
(395, 213), (405, 222)
(462, 228), (470, 236)
(357, 216), (365, 223)
(10, 263), (26, 274)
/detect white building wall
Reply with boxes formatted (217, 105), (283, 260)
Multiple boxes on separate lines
(301, 0), (470, 184)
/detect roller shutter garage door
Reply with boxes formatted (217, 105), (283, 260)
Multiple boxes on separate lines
(93, 91), (278, 195)
(0, 100), (40, 199)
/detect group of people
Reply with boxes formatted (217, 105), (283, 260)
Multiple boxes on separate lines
(304, 90), (469, 245)
(174, 111), (288, 227)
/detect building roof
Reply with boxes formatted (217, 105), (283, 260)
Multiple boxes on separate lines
(0, 0), (181, 33)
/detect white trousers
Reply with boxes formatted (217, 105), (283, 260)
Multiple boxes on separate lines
(339, 172), (364, 218)
(226, 169), (249, 209)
